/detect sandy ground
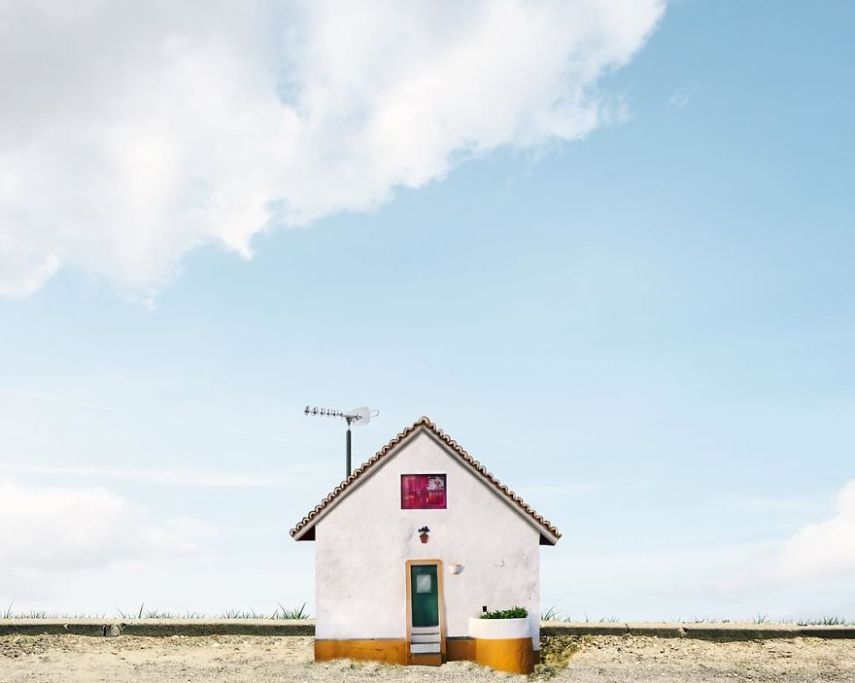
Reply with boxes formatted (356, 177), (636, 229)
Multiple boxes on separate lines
(0, 634), (853, 682)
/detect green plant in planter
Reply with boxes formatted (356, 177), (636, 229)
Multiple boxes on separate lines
(481, 606), (528, 619)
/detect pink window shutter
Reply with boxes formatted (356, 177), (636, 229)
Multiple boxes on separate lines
(402, 475), (427, 509)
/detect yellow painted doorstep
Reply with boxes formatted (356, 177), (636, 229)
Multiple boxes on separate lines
(314, 639), (408, 665)
(410, 653), (442, 666)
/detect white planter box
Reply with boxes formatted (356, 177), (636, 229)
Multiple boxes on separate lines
(468, 616), (529, 640)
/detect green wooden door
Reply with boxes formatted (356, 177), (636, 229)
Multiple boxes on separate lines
(410, 565), (439, 627)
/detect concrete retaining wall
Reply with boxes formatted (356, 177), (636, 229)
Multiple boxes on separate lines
(1, 619), (852, 639)
(540, 622), (855, 640)
(0, 619), (314, 637)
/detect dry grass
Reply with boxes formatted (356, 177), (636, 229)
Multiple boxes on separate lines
(2, 602), (311, 621)
(534, 634), (587, 679)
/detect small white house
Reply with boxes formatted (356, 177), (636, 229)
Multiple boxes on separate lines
(291, 416), (560, 674)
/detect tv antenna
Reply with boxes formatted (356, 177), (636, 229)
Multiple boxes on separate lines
(304, 405), (379, 478)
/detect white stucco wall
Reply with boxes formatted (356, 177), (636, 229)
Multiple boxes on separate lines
(313, 430), (542, 648)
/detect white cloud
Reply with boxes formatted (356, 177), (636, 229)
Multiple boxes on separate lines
(541, 481), (855, 620)
(0, 479), (211, 572)
(0, 0), (664, 296)
(775, 479), (855, 580)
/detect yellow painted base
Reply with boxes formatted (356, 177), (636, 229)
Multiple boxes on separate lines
(475, 637), (534, 675)
(314, 639), (408, 665)
(446, 638), (476, 661)
(315, 637), (535, 675)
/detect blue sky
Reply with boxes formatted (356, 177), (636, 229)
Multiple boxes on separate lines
(1, 1), (853, 620)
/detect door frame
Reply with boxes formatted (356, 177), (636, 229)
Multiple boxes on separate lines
(405, 559), (445, 664)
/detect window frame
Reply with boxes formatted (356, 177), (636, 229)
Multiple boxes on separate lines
(400, 473), (447, 510)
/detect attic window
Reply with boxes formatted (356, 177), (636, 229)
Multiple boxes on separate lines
(401, 474), (446, 509)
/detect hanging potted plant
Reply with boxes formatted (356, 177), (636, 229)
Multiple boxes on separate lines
(418, 526), (430, 543)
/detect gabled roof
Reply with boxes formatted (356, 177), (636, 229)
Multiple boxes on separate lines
(290, 416), (561, 545)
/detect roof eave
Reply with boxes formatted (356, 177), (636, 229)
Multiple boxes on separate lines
(292, 526), (314, 541)
(540, 531), (560, 546)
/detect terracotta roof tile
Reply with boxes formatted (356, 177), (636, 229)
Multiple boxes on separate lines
(290, 416), (561, 544)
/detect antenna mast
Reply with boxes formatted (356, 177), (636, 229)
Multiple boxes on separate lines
(304, 405), (379, 478)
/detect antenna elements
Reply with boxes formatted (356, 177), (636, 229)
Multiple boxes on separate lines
(304, 405), (379, 477)
(305, 406), (346, 419)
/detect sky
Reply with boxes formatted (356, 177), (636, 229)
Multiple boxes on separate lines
(1, 0), (853, 621)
